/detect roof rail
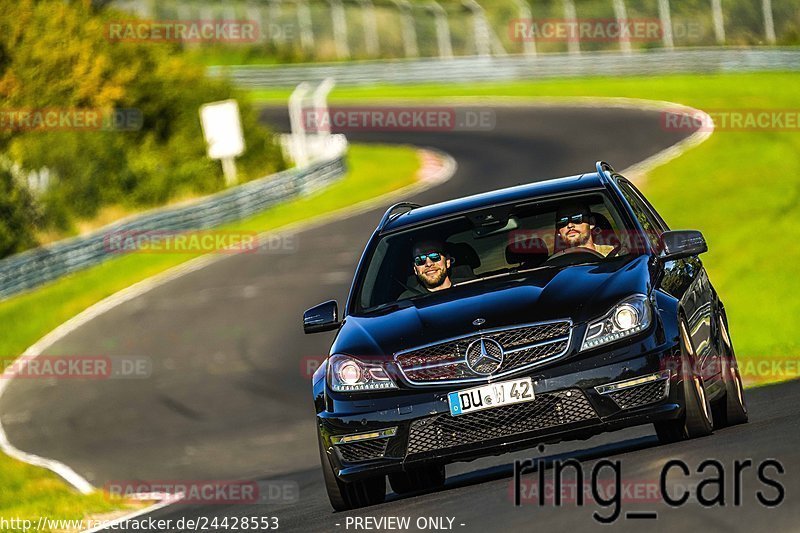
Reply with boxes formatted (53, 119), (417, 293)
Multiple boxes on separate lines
(595, 161), (615, 180)
(377, 202), (421, 231)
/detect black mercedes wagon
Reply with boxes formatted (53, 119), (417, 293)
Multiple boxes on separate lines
(304, 161), (747, 511)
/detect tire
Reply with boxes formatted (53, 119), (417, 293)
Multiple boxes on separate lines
(711, 317), (748, 427)
(655, 318), (714, 444)
(318, 434), (386, 511)
(388, 464), (446, 495)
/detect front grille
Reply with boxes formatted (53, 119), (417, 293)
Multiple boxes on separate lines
(336, 439), (388, 462)
(608, 379), (669, 410)
(502, 340), (570, 371)
(406, 389), (598, 455)
(395, 321), (571, 385)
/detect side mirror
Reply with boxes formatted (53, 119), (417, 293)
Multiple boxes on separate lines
(659, 230), (707, 261)
(303, 300), (340, 334)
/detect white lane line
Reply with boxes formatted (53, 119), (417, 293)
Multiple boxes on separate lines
(0, 148), (457, 501)
(81, 496), (181, 533)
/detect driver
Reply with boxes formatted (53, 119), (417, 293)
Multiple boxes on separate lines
(400, 240), (453, 298)
(553, 202), (615, 257)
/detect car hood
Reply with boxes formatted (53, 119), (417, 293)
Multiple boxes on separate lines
(333, 255), (652, 358)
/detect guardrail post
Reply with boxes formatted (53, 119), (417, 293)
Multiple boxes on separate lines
(200, 5), (215, 25)
(428, 1), (454, 59)
(330, 0), (351, 59)
(245, 4), (266, 44)
(296, 0), (315, 52)
(612, 0), (632, 54)
(288, 82), (311, 167)
(513, 0), (536, 57)
(268, 0), (284, 46)
(463, 0), (491, 57)
(393, 0), (419, 58)
(359, 0), (380, 57)
(657, 0), (674, 49)
(177, 4), (201, 49)
(762, 0), (776, 44)
(562, 0), (580, 54)
(710, 0), (726, 44)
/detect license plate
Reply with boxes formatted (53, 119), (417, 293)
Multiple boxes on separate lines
(448, 377), (535, 416)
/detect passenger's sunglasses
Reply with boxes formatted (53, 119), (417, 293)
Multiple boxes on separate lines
(556, 213), (588, 229)
(413, 252), (443, 266)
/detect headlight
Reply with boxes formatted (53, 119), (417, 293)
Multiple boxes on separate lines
(328, 354), (398, 392)
(581, 294), (652, 351)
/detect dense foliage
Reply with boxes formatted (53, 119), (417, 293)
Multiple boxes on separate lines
(0, 0), (285, 256)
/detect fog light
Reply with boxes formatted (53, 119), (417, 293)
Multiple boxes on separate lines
(331, 427), (398, 445)
(595, 370), (670, 395)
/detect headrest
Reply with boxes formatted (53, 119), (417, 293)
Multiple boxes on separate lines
(506, 236), (549, 264)
(445, 242), (481, 269)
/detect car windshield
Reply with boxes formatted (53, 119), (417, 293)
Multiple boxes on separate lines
(354, 192), (644, 313)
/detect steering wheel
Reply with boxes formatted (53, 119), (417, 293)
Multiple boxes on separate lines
(544, 247), (605, 266)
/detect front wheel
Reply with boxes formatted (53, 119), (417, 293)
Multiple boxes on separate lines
(318, 434), (386, 511)
(711, 317), (748, 427)
(655, 318), (714, 444)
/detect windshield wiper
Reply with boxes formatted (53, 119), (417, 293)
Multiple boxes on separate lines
(456, 265), (556, 287)
(363, 300), (410, 315)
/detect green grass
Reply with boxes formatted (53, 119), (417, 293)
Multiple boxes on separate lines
(0, 461), (131, 530)
(252, 72), (800, 384)
(0, 143), (420, 525)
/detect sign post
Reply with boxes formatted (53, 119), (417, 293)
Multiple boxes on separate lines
(199, 100), (246, 186)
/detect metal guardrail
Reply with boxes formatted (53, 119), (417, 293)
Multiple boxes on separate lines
(209, 48), (800, 88)
(0, 156), (346, 300)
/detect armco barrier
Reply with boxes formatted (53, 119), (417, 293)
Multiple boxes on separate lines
(208, 48), (800, 88)
(0, 155), (346, 300)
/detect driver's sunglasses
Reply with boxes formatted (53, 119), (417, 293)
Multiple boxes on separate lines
(413, 252), (443, 266)
(556, 213), (588, 229)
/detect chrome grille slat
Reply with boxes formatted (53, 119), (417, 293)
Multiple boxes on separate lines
(394, 320), (572, 386)
(504, 335), (570, 354)
(503, 340), (569, 371)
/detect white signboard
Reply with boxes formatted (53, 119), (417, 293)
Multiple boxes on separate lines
(199, 100), (245, 160)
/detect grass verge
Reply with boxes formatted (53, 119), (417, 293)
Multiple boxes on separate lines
(252, 72), (800, 386)
(0, 143), (420, 526)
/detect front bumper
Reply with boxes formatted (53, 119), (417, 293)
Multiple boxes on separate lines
(317, 329), (683, 482)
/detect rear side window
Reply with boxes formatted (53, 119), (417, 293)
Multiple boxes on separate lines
(617, 181), (663, 251)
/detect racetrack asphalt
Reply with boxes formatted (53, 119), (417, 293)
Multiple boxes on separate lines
(2, 105), (796, 532)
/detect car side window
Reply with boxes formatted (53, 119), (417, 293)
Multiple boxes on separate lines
(617, 180), (663, 251)
(625, 180), (670, 232)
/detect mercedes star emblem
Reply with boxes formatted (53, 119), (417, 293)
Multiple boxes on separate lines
(465, 338), (504, 375)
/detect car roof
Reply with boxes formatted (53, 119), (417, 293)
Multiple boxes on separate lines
(381, 172), (608, 233)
